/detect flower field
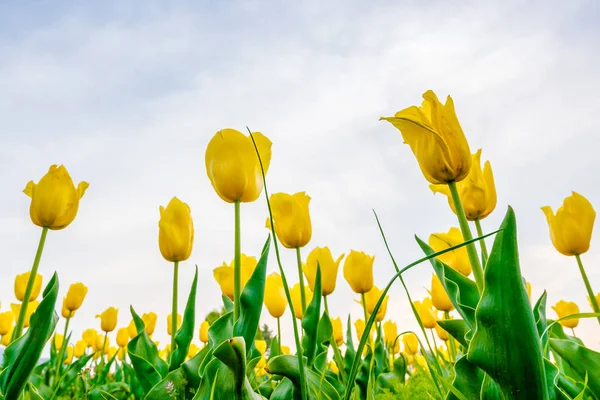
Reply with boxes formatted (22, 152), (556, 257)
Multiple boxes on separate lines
(1, 90), (599, 400)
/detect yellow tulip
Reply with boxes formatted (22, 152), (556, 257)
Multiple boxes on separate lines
(23, 165), (89, 230)
(0, 311), (15, 336)
(264, 272), (288, 318)
(82, 328), (98, 348)
(431, 275), (454, 311)
(402, 333), (419, 355)
(118, 347), (127, 361)
(64, 345), (74, 364)
(159, 345), (170, 361)
(290, 283), (312, 319)
(127, 320), (137, 339)
(213, 254), (258, 300)
(200, 320), (210, 343)
(269, 192), (312, 249)
(167, 313), (182, 336)
(383, 320), (398, 347)
(142, 312), (158, 336)
(1, 327), (14, 346)
(331, 317), (344, 346)
(96, 307), (118, 333)
(303, 247), (344, 296)
(552, 301), (580, 329)
(354, 319), (372, 343)
(11, 301), (38, 328)
(414, 298), (437, 329)
(362, 286), (389, 322)
(158, 197), (194, 262)
(14, 272), (42, 302)
(61, 298), (73, 319)
(525, 281), (532, 302)
(589, 294), (600, 310)
(94, 335), (110, 354)
(329, 361), (339, 374)
(343, 250), (375, 294)
(428, 228), (471, 276)
(435, 322), (449, 341)
(430, 149), (496, 220)
(281, 345), (290, 355)
(64, 283), (88, 312)
(54, 333), (64, 351)
(380, 90), (472, 184)
(117, 328), (129, 348)
(255, 340), (267, 354)
(205, 128), (272, 203)
(188, 343), (200, 359)
(108, 347), (118, 359)
(74, 340), (87, 358)
(542, 192), (596, 256)
(392, 341), (400, 355)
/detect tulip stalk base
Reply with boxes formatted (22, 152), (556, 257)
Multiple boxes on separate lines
(448, 181), (484, 292)
(295, 247), (307, 314)
(575, 255), (600, 324)
(474, 219), (489, 267)
(361, 293), (369, 323)
(12, 226), (49, 342)
(171, 261), (179, 353)
(234, 201), (241, 322)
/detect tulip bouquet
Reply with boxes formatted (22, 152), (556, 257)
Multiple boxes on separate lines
(1, 90), (600, 400)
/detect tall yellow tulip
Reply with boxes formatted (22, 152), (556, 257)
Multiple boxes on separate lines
(74, 340), (87, 358)
(264, 272), (288, 318)
(269, 192), (312, 249)
(127, 320), (137, 339)
(355, 319), (372, 344)
(0, 311), (15, 336)
(431, 275), (454, 312)
(331, 317), (343, 346)
(380, 90), (472, 184)
(64, 346), (74, 364)
(362, 286), (389, 322)
(96, 307), (118, 333)
(413, 298), (436, 329)
(383, 320), (398, 348)
(402, 333), (419, 355)
(158, 197), (194, 262)
(428, 228), (471, 276)
(205, 129), (272, 203)
(53, 333), (64, 351)
(303, 247), (344, 296)
(117, 328), (129, 348)
(14, 272), (42, 302)
(290, 283), (312, 319)
(200, 320), (210, 343)
(142, 312), (158, 336)
(64, 283), (88, 313)
(213, 254), (258, 300)
(552, 301), (580, 329)
(343, 250), (375, 294)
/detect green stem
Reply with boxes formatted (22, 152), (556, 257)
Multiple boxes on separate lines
(430, 329), (438, 353)
(447, 181), (484, 292)
(12, 227), (49, 342)
(324, 296), (347, 383)
(171, 261), (179, 352)
(474, 219), (489, 267)
(361, 293), (369, 323)
(571, 328), (577, 338)
(444, 311), (457, 362)
(234, 200), (241, 322)
(54, 312), (72, 386)
(575, 255), (600, 324)
(295, 247), (307, 314)
(277, 317), (282, 354)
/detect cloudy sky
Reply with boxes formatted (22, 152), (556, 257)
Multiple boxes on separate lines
(1, 0), (599, 353)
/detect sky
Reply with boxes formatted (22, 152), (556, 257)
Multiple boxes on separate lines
(1, 0), (600, 353)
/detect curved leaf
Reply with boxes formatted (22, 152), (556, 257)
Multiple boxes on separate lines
(171, 266), (199, 371)
(267, 355), (340, 400)
(302, 264), (322, 367)
(549, 338), (600, 397)
(376, 355), (406, 393)
(447, 356), (483, 400)
(437, 319), (469, 348)
(145, 367), (187, 400)
(271, 378), (300, 400)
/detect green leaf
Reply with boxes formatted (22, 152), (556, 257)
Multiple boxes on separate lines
(436, 319), (469, 348)
(314, 312), (333, 373)
(88, 382), (130, 400)
(195, 354), (264, 399)
(271, 378), (300, 400)
(549, 338), (600, 397)
(302, 264), (322, 367)
(376, 355), (406, 393)
(199, 312), (234, 373)
(145, 367), (187, 400)
(171, 266), (199, 371)
(233, 237), (270, 354)
(182, 345), (211, 393)
(467, 207), (548, 399)
(127, 306), (169, 394)
(223, 295), (234, 313)
(53, 353), (94, 398)
(533, 291), (548, 347)
(0, 272), (59, 400)
(447, 356), (484, 400)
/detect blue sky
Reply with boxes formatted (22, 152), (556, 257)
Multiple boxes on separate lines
(1, 0), (599, 351)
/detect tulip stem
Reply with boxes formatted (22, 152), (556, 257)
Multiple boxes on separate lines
(571, 328), (577, 337)
(324, 296), (347, 383)
(12, 226), (49, 342)
(444, 311), (457, 363)
(171, 261), (179, 353)
(447, 181), (484, 292)
(474, 219), (488, 267)
(295, 247), (307, 314)
(361, 293), (369, 323)
(234, 200), (241, 322)
(575, 255), (600, 324)
(54, 312), (72, 387)
(430, 329), (438, 354)
(277, 317), (282, 354)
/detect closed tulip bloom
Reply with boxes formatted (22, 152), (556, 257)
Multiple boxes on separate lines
(290, 283), (313, 319)
(188, 343), (200, 359)
(281, 345), (290, 355)
(213, 254), (258, 300)
(14, 272), (42, 302)
(428, 228), (471, 276)
(94, 335), (110, 353)
(402, 333), (419, 355)
(82, 329), (98, 348)
(264, 272), (288, 318)
(355, 319), (372, 343)
(142, 312), (158, 336)
(383, 320), (398, 347)
(24, 165), (89, 230)
(64, 283), (88, 312)
(64, 346), (74, 364)
(167, 313), (182, 336)
(269, 192), (312, 248)
(332, 317), (343, 346)
(61, 298), (73, 319)
(430, 149), (497, 220)
(414, 298), (437, 329)
(54, 333), (64, 351)
(205, 129), (272, 203)
(553, 301), (580, 329)
(343, 250), (375, 294)
(158, 197), (194, 262)
(435, 322), (449, 341)
(74, 340), (87, 358)
(380, 90), (472, 184)
(362, 286), (389, 322)
(117, 328), (129, 348)
(107, 347), (118, 359)
(0, 311), (15, 336)
(11, 301), (38, 328)
(97, 307), (118, 333)
(303, 247), (344, 296)
(542, 192), (596, 256)
(431, 275), (454, 312)
(329, 361), (339, 375)
(200, 320), (210, 343)
(255, 340), (267, 354)
(1, 327), (14, 346)
(127, 320), (137, 339)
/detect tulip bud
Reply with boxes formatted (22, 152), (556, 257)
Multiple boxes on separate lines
(64, 345), (74, 364)
(127, 320), (137, 339)
(14, 272), (43, 302)
(431, 275), (454, 312)
(552, 300), (580, 329)
(167, 313), (182, 336)
(74, 340), (87, 358)
(158, 197), (194, 262)
(213, 254), (258, 300)
(1, 327), (14, 346)
(64, 283), (88, 312)
(428, 228), (471, 276)
(0, 311), (15, 336)
(117, 327), (129, 348)
(343, 250), (375, 294)
(402, 333), (419, 355)
(281, 346), (290, 355)
(142, 312), (158, 336)
(331, 317), (343, 346)
(269, 192), (312, 249)
(54, 333), (64, 351)
(188, 343), (200, 359)
(264, 272), (288, 319)
(199, 320), (209, 343)
(303, 247), (344, 296)
(255, 340), (267, 354)
(435, 322), (449, 341)
(290, 283), (312, 319)
(362, 286), (389, 322)
(96, 307), (118, 333)
(354, 319), (372, 344)
(329, 361), (339, 374)
(383, 320), (398, 348)
(11, 301), (38, 328)
(413, 298), (437, 329)
(23, 164), (89, 230)
(82, 329), (98, 348)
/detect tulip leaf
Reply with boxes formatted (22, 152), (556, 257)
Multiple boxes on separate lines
(343, 315), (356, 379)
(182, 345), (210, 391)
(376, 355), (406, 393)
(480, 374), (503, 399)
(145, 367), (187, 400)
(0, 272), (59, 400)
(53, 353), (94, 398)
(212, 337), (247, 397)
(436, 319), (469, 348)
(467, 207), (548, 399)
(171, 266), (199, 371)
(270, 378), (300, 400)
(314, 312), (333, 372)
(447, 356), (484, 400)
(266, 355), (340, 400)
(549, 338), (600, 397)
(302, 264), (322, 367)
(127, 306), (169, 394)
(233, 237), (270, 354)
(223, 295), (234, 313)
(199, 311), (234, 374)
(533, 291), (548, 345)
